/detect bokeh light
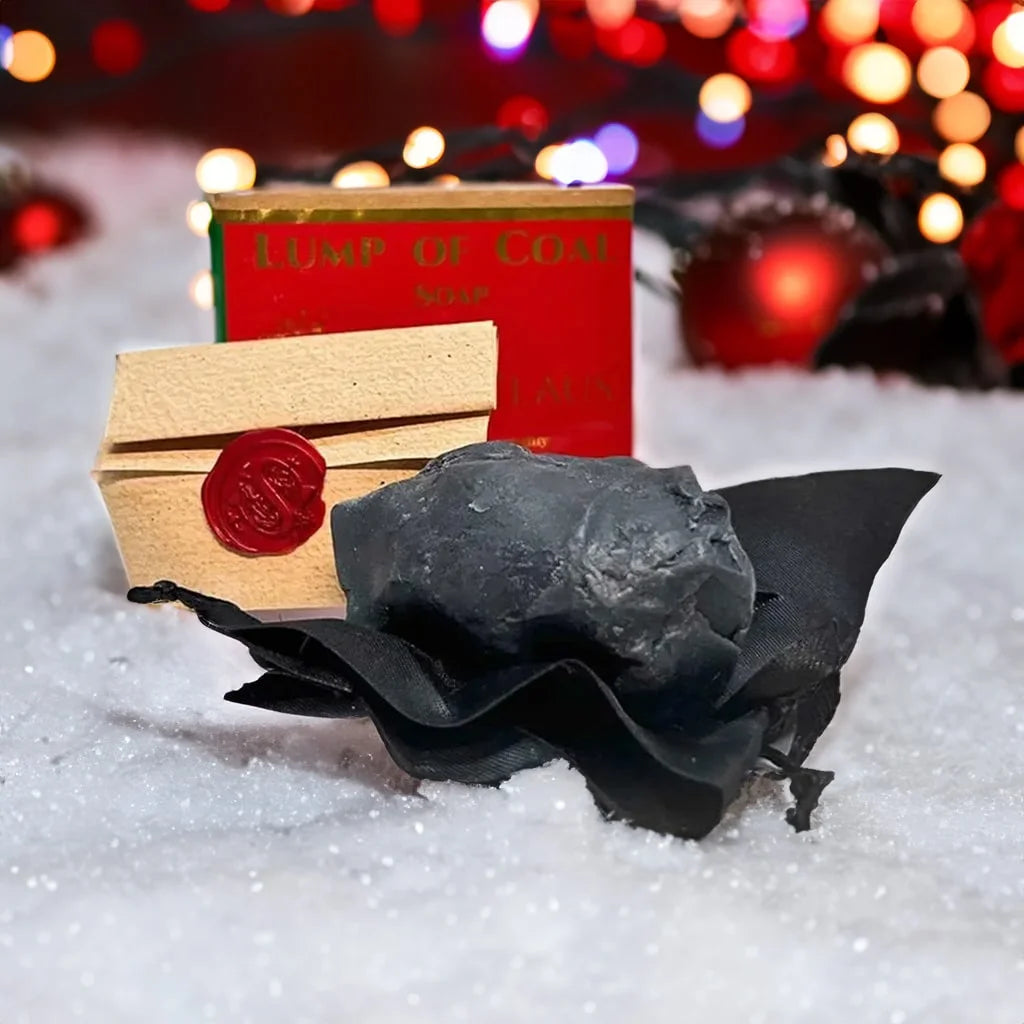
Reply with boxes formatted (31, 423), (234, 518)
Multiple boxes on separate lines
(195, 149), (257, 193)
(698, 73), (752, 122)
(847, 112), (899, 155)
(696, 111), (746, 148)
(265, 0), (317, 13)
(911, 0), (967, 44)
(586, 0), (636, 30)
(819, 0), (879, 45)
(843, 43), (912, 104)
(331, 161), (391, 188)
(727, 29), (798, 82)
(1016, 125), (1024, 163)
(550, 139), (609, 184)
(999, 163), (1024, 209)
(822, 133), (848, 166)
(594, 123), (639, 175)
(373, 0), (422, 36)
(403, 127), (446, 169)
(983, 61), (1024, 112)
(932, 92), (991, 143)
(534, 144), (562, 180)
(747, 0), (808, 41)
(918, 193), (963, 242)
(91, 20), (145, 76)
(681, 0), (736, 38)
(188, 0), (231, 10)
(186, 200), (213, 237)
(937, 143), (987, 186)
(916, 47), (970, 98)
(12, 201), (62, 251)
(4, 30), (56, 83)
(432, 174), (461, 187)
(190, 270), (214, 311)
(481, 0), (536, 55)
(497, 95), (548, 139)
(993, 15), (1024, 68)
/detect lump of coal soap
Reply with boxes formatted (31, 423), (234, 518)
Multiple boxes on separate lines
(331, 442), (755, 722)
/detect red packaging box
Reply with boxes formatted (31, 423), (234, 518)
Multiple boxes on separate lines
(209, 184), (634, 456)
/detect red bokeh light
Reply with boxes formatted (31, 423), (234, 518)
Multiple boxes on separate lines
(596, 18), (666, 66)
(727, 29), (798, 83)
(188, 0), (231, 11)
(265, 0), (316, 13)
(91, 19), (145, 75)
(372, 0), (422, 36)
(999, 165), (1024, 210)
(13, 202), (63, 252)
(983, 61), (1024, 112)
(976, 1), (1015, 56)
(497, 96), (549, 140)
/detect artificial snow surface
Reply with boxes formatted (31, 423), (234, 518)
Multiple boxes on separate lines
(3, 136), (1024, 1024)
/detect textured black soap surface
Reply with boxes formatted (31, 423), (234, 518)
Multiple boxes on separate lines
(331, 442), (755, 718)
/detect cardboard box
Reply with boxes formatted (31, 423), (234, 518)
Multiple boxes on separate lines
(209, 183), (634, 457)
(94, 322), (497, 609)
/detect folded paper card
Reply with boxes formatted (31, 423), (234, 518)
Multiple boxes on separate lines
(95, 322), (497, 609)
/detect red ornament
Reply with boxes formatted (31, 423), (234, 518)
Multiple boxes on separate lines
(91, 19), (145, 76)
(961, 201), (1024, 369)
(676, 199), (890, 369)
(202, 429), (327, 556)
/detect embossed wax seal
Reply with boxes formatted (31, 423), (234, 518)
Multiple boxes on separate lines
(202, 428), (327, 556)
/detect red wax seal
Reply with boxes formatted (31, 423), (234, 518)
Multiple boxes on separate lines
(202, 428), (327, 556)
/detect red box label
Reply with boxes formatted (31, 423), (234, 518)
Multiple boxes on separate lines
(213, 214), (633, 457)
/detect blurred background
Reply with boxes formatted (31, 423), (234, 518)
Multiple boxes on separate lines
(1, 0), (1023, 382)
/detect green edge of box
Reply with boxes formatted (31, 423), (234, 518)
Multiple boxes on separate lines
(209, 217), (227, 343)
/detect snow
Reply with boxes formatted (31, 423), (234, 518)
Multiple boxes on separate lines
(4, 136), (1024, 1023)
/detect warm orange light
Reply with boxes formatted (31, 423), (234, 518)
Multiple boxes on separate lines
(403, 127), (445, 169)
(843, 42), (912, 103)
(586, 0), (635, 29)
(680, 0), (736, 36)
(196, 148), (257, 193)
(932, 91), (991, 143)
(1016, 125), (1024, 163)
(331, 161), (391, 188)
(186, 200), (213, 236)
(847, 112), (899, 155)
(918, 193), (963, 242)
(534, 144), (562, 180)
(911, 0), (966, 44)
(819, 0), (880, 45)
(190, 270), (214, 310)
(916, 46), (970, 98)
(938, 143), (987, 186)
(432, 173), (461, 186)
(823, 134), (848, 166)
(992, 15), (1024, 69)
(698, 72), (752, 122)
(4, 30), (57, 83)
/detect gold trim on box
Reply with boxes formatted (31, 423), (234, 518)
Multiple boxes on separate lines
(213, 205), (635, 225)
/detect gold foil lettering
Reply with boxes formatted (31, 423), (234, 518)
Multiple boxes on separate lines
(496, 229), (529, 266)
(361, 236), (386, 266)
(254, 232), (283, 270)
